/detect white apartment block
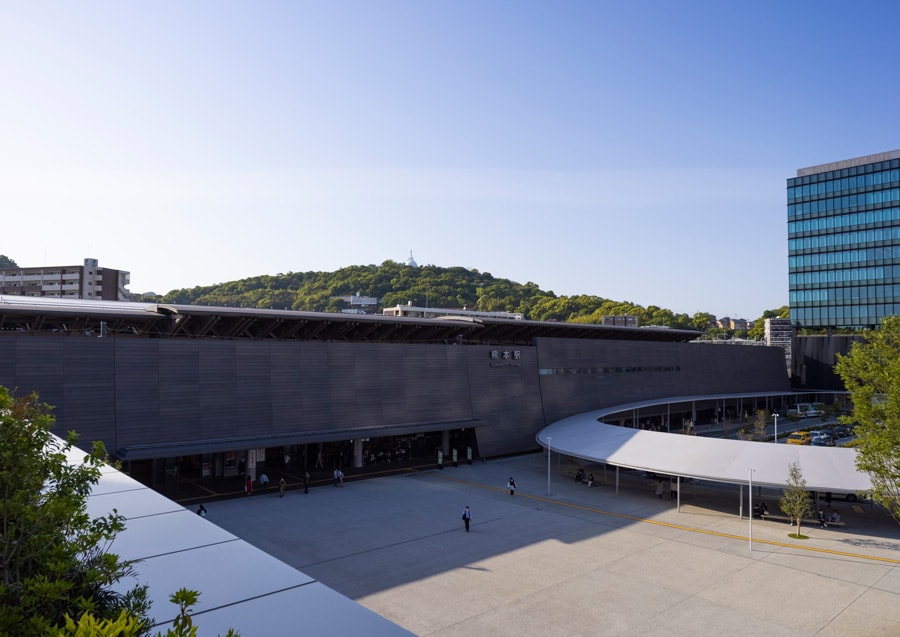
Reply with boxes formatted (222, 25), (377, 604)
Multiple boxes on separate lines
(764, 317), (793, 371)
(0, 258), (130, 301)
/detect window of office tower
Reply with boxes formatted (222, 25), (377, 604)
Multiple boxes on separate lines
(788, 150), (900, 329)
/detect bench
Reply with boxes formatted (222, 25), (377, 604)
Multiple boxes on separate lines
(761, 513), (845, 527)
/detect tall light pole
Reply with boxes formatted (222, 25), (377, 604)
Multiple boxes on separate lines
(773, 413), (779, 443)
(546, 436), (552, 495)
(748, 467), (755, 551)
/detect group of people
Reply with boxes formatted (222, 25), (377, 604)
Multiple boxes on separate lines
(242, 469), (311, 497)
(574, 469), (595, 487)
(654, 477), (679, 500)
(819, 508), (841, 527)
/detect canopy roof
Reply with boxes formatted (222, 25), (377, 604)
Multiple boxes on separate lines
(537, 408), (872, 495)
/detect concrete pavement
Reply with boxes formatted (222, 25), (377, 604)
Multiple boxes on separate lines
(201, 453), (900, 636)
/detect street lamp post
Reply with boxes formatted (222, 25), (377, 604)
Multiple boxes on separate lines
(546, 436), (552, 496)
(773, 413), (779, 443)
(748, 467), (755, 551)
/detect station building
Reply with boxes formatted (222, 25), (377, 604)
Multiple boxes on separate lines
(0, 295), (792, 489)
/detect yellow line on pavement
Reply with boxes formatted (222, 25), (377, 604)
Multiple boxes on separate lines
(438, 474), (900, 565)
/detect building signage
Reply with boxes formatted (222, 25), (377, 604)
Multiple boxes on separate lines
(489, 349), (521, 367)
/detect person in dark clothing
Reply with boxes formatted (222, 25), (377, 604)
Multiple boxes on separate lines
(462, 505), (472, 531)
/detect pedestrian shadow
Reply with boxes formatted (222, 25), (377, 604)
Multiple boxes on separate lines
(840, 537), (900, 552)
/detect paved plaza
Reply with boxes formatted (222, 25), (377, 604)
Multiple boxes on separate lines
(202, 453), (900, 636)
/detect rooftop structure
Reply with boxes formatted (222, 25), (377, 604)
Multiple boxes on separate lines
(382, 303), (525, 322)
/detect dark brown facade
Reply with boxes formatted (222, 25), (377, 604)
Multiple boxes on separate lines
(0, 330), (789, 461)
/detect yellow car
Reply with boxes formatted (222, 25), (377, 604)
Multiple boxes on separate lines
(786, 431), (813, 445)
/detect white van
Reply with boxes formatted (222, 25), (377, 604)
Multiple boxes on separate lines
(788, 403), (824, 418)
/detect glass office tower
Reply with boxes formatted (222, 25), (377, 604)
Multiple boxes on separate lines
(788, 149), (900, 330)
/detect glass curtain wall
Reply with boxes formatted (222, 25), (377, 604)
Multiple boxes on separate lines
(788, 153), (900, 329)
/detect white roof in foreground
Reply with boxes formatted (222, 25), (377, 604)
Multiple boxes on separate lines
(77, 448), (413, 636)
(537, 413), (872, 494)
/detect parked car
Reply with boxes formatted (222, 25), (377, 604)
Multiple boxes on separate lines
(811, 431), (835, 446)
(831, 424), (851, 439)
(786, 431), (813, 445)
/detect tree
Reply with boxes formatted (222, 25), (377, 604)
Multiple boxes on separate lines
(0, 386), (150, 636)
(737, 410), (769, 441)
(0, 255), (17, 269)
(834, 315), (900, 524)
(691, 312), (714, 331)
(780, 462), (813, 538)
(59, 589), (239, 637)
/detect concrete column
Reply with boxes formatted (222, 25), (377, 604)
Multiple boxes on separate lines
(353, 439), (363, 468)
(441, 430), (450, 456)
(246, 449), (257, 481)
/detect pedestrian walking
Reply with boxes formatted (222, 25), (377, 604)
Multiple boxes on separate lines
(462, 505), (472, 532)
(279, 477), (286, 497)
(507, 476), (517, 496)
(259, 473), (269, 489)
(304, 471), (310, 494)
(245, 475), (253, 496)
(655, 480), (664, 499)
(669, 477), (677, 500)
(196, 504), (207, 517)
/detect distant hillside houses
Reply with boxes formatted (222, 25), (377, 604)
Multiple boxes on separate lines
(717, 316), (752, 331)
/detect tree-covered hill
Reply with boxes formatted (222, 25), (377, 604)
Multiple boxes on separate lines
(155, 260), (762, 330)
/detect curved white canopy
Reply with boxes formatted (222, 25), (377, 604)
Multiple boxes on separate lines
(537, 409), (872, 495)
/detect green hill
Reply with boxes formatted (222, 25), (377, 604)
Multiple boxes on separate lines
(154, 260), (719, 330)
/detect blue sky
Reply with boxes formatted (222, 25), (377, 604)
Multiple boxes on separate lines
(2, 1), (898, 319)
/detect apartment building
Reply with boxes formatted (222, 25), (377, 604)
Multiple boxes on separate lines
(0, 258), (130, 301)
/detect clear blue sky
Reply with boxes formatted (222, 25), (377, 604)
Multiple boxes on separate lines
(2, 1), (898, 319)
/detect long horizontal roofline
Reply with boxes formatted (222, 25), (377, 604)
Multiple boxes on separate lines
(0, 296), (702, 345)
